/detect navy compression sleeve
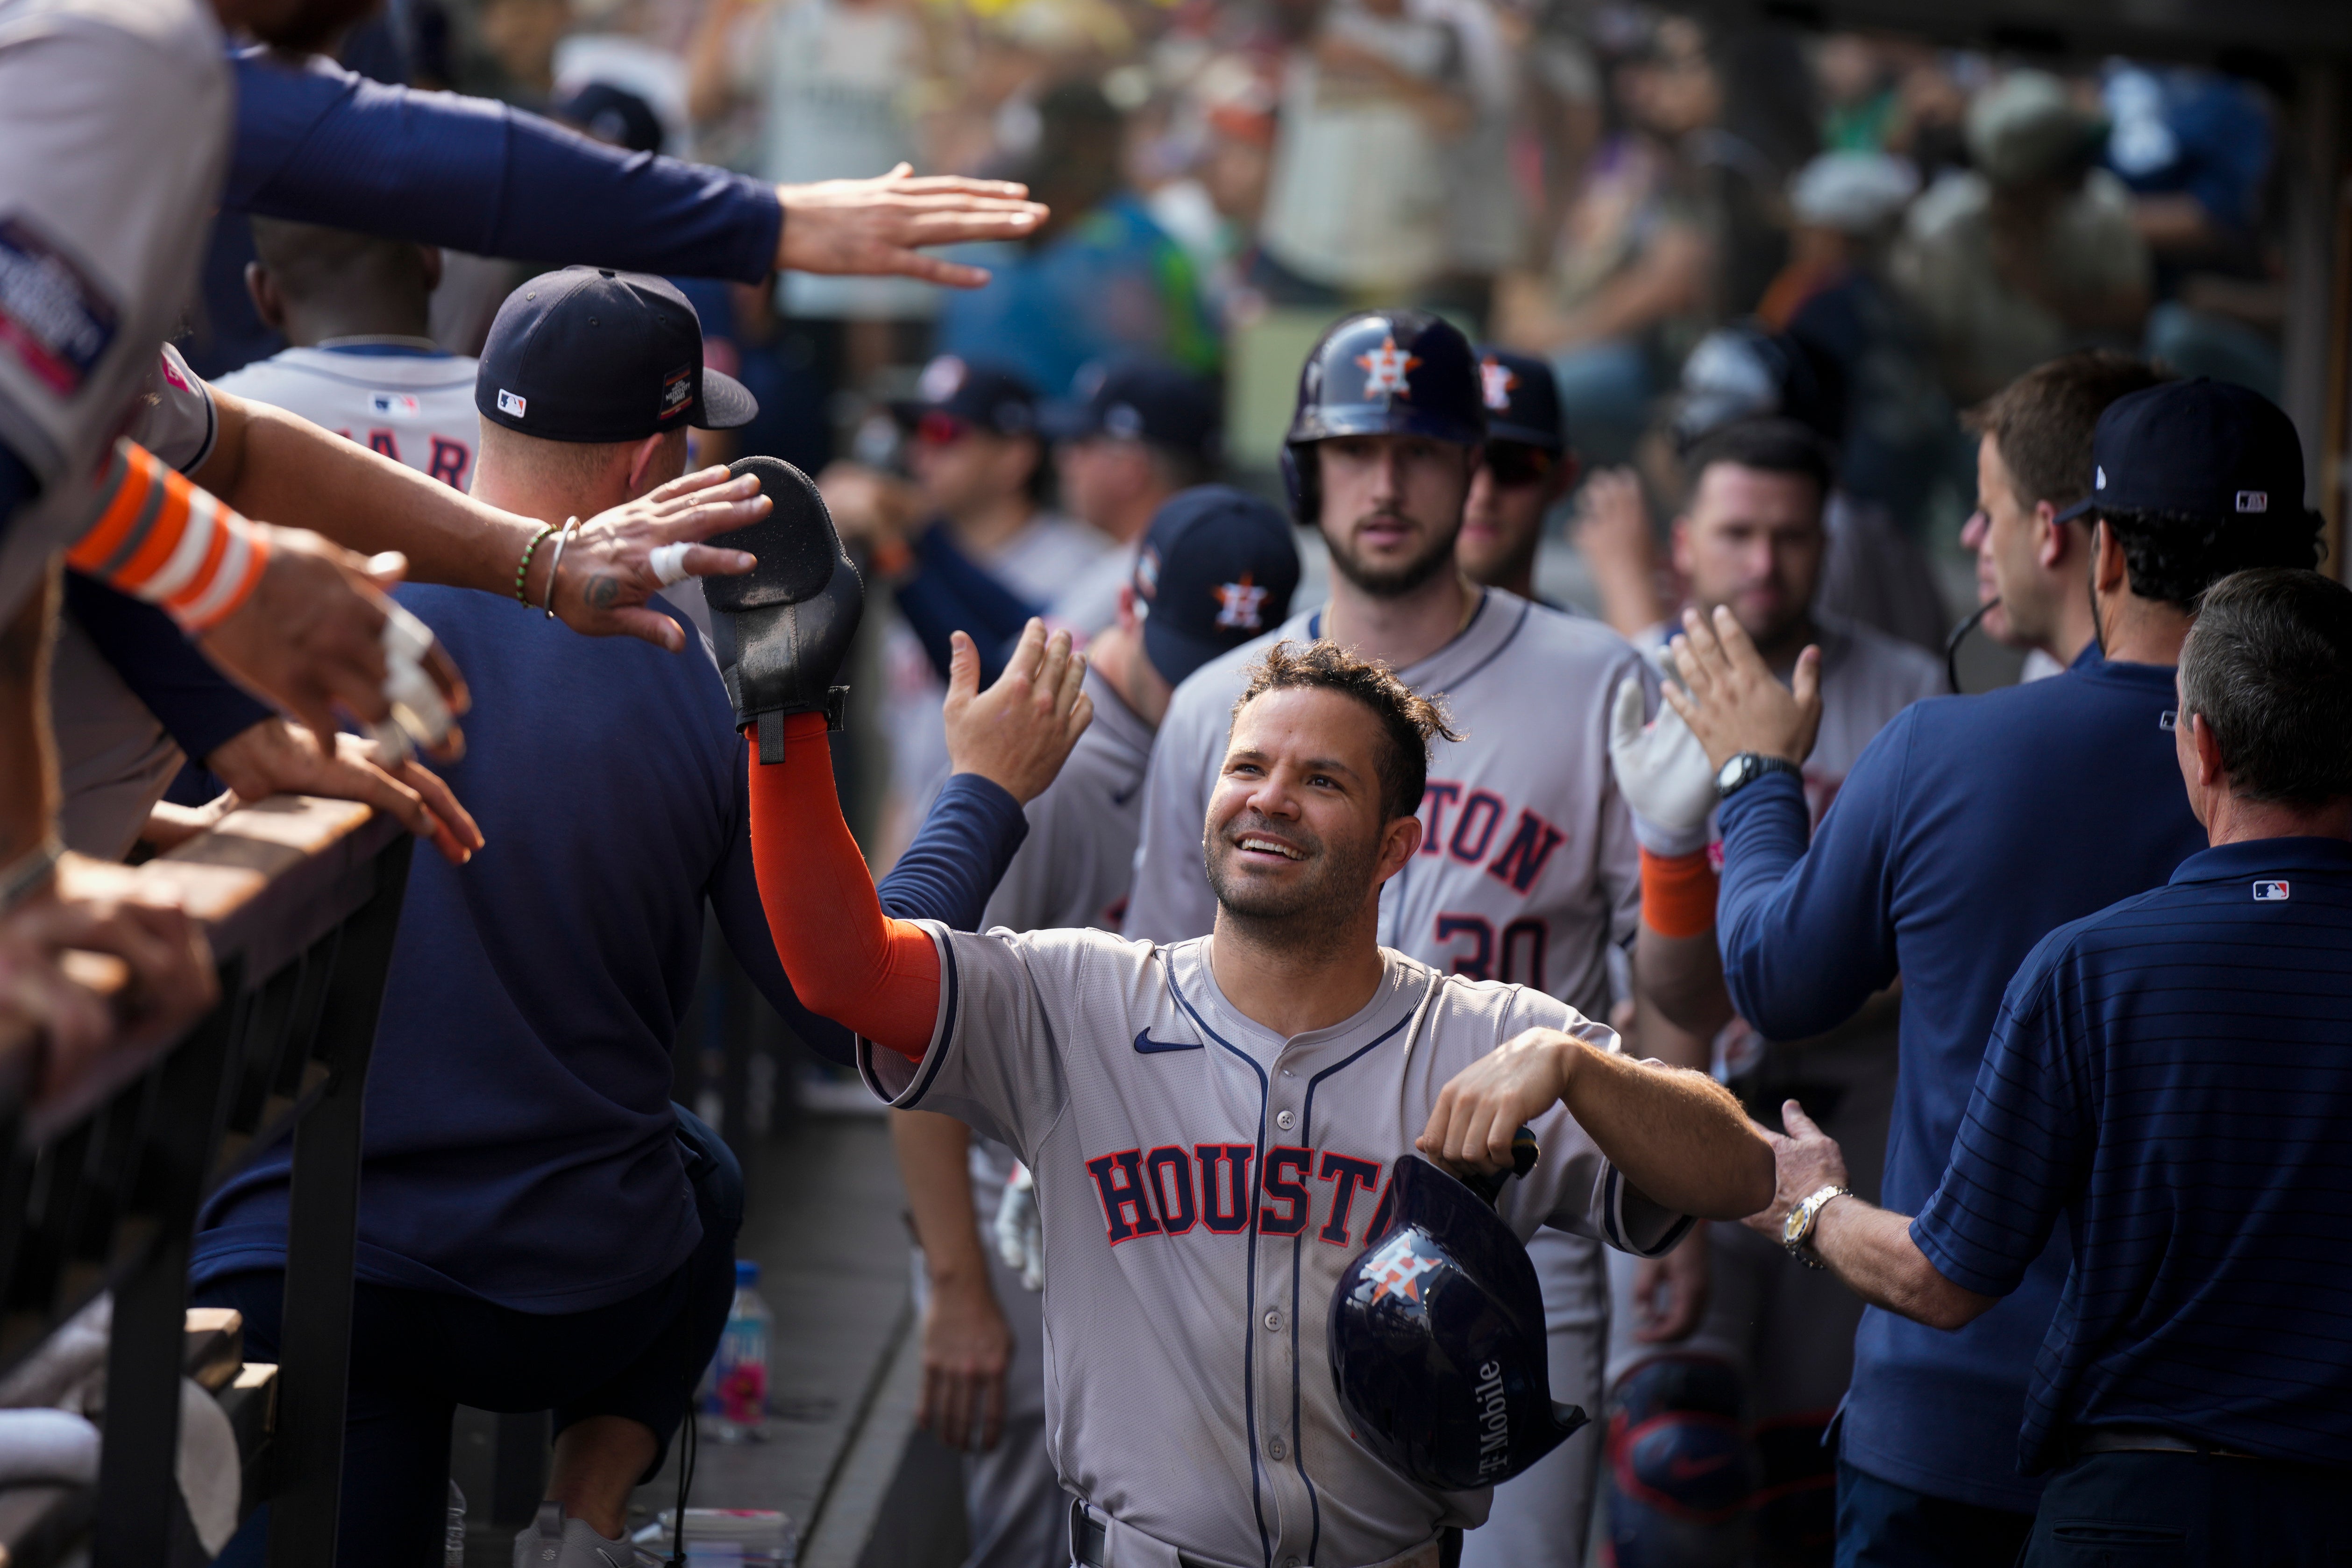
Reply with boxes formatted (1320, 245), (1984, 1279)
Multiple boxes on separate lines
(64, 575), (274, 760)
(227, 51), (782, 283)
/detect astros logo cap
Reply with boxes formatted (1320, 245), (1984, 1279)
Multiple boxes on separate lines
(476, 267), (757, 443)
(1132, 485), (1303, 688)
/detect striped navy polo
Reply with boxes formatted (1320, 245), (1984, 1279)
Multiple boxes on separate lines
(1911, 835), (2352, 1473)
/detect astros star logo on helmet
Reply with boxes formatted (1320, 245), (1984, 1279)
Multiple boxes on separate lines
(1361, 1231), (1443, 1304)
(1357, 336), (1421, 401)
(1479, 357), (1517, 412)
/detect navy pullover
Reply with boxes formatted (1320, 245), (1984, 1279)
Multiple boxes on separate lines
(1715, 648), (2204, 1512)
(193, 589), (1024, 1312)
(1915, 837), (2352, 1474)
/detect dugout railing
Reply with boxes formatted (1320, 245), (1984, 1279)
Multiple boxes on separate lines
(0, 797), (413, 1566)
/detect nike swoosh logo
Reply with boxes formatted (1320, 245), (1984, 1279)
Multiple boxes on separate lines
(1134, 1030), (1201, 1054)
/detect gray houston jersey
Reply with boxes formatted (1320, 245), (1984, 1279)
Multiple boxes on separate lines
(982, 663), (1155, 934)
(859, 926), (1689, 1568)
(213, 346), (483, 490)
(0, 0), (230, 620)
(1127, 589), (1646, 1018)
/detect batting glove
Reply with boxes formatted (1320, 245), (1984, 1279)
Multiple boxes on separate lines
(1608, 674), (1715, 858)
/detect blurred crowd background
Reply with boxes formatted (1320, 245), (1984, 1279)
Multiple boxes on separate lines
(183, 0), (2293, 823)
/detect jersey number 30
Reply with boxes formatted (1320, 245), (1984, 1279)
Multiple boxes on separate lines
(1434, 914), (1548, 985)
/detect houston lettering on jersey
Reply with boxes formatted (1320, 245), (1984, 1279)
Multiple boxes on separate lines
(1084, 1142), (1386, 1248)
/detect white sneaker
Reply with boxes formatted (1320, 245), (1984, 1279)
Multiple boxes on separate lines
(512, 1501), (634, 1568)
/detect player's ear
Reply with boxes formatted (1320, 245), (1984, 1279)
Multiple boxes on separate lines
(1375, 811), (1423, 884)
(1116, 583), (1140, 633)
(245, 261), (286, 332)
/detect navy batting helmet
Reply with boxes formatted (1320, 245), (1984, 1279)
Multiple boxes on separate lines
(1328, 1144), (1586, 1491)
(1281, 310), (1485, 524)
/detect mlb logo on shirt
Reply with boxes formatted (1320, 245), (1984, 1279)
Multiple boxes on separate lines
(2254, 880), (2290, 901)
(370, 392), (421, 418)
(497, 389), (526, 418)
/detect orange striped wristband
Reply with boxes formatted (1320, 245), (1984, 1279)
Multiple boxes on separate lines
(1640, 845), (1720, 939)
(64, 440), (270, 634)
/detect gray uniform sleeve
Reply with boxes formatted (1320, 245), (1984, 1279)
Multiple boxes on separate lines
(124, 345), (216, 474)
(1122, 669), (1226, 944)
(857, 923), (1113, 1162)
(0, 2), (226, 490)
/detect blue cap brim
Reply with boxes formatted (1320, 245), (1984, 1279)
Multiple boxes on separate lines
(2053, 496), (2097, 524)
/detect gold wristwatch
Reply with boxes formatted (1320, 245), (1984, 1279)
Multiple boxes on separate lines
(1782, 1184), (1851, 1269)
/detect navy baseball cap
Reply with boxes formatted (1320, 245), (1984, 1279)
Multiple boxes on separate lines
(1134, 485), (1301, 687)
(1044, 359), (1222, 467)
(1473, 347), (1566, 452)
(891, 355), (1039, 439)
(477, 267), (756, 442)
(2058, 378), (2315, 529)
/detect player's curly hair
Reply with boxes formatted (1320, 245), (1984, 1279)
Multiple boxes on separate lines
(1233, 640), (1461, 823)
(2092, 504), (2325, 612)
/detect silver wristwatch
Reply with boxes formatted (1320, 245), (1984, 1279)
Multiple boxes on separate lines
(1781, 1184), (1851, 1269)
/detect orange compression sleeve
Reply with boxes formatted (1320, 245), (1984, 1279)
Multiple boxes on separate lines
(1640, 846), (1720, 939)
(747, 712), (941, 1060)
(64, 441), (269, 633)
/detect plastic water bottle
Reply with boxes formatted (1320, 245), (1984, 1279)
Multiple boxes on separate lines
(708, 1260), (771, 1442)
(444, 1479), (466, 1568)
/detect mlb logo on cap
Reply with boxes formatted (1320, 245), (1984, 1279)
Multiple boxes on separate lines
(2236, 491), (2268, 512)
(2254, 880), (2291, 901)
(497, 389), (526, 418)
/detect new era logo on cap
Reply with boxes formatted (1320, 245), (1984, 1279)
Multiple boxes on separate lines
(2236, 490), (2268, 512)
(2254, 880), (2290, 901)
(497, 389), (526, 418)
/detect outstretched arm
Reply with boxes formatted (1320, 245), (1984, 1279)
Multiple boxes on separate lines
(747, 622), (1089, 1057)
(230, 55), (1043, 288)
(1421, 1026), (1773, 1222)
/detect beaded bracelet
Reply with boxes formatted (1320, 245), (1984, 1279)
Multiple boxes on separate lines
(543, 517), (581, 618)
(513, 524), (557, 606)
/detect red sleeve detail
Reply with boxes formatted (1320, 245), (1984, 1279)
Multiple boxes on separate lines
(748, 712), (941, 1060)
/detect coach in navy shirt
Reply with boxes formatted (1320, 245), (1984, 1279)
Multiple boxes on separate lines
(1660, 375), (2326, 1563)
(1745, 567), (2352, 1562)
(192, 269), (1084, 1568)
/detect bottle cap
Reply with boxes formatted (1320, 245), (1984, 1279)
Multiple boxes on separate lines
(735, 1259), (760, 1286)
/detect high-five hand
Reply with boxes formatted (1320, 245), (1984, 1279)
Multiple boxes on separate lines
(777, 165), (1046, 288)
(1662, 605), (1822, 772)
(944, 620), (1093, 805)
(543, 466), (771, 652)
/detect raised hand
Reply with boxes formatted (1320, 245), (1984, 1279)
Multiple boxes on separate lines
(1607, 674), (1716, 856)
(1662, 604), (1822, 772)
(776, 165), (1046, 288)
(944, 620), (1093, 806)
(546, 466), (771, 652)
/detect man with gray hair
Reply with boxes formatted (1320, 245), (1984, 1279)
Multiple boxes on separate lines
(1742, 565), (2352, 1565)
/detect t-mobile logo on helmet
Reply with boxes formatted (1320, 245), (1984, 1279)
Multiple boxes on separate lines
(1474, 1360), (1510, 1476)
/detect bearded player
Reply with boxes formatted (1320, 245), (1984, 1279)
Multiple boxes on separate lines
(724, 532), (1768, 1567)
(1126, 312), (1724, 1565)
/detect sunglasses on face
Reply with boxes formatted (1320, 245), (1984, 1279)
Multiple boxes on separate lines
(1483, 443), (1557, 490)
(916, 411), (973, 447)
